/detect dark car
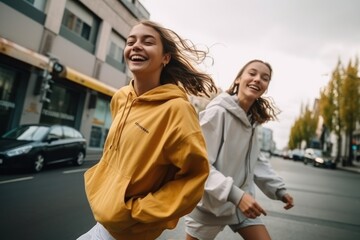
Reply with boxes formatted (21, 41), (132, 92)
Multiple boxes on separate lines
(303, 148), (336, 169)
(0, 124), (87, 172)
(291, 148), (304, 161)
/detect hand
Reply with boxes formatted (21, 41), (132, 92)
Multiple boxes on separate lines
(282, 193), (294, 210)
(238, 192), (267, 219)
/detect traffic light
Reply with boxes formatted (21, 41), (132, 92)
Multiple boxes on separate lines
(38, 57), (64, 103)
(52, 61), (64, 76)
(40, 68), (54, 103)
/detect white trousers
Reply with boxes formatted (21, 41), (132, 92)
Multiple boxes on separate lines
(77, 222), (115, 240)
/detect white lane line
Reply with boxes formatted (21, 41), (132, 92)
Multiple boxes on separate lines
(0, 176), (34, 185)
(63, 168), (88, 174)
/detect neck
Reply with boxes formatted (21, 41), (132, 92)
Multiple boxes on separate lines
(133, 77), (160, 96)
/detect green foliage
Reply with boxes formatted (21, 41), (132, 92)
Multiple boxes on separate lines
(319, 60), (343, 136)
(340, 58), (360, 133)
(288, 104), (318, 149)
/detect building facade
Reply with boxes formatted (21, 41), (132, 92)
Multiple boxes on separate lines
(0, 0), (149, 151)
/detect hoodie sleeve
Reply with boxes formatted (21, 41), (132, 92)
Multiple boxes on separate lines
(200, 106), (244, 206)
(254, 152), (287, 200)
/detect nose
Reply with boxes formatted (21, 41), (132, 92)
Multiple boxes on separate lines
(253, 74), (261, 82)
(132, 40), (142, 51)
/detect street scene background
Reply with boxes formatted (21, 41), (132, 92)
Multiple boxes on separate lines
(1, 156), (359, 240)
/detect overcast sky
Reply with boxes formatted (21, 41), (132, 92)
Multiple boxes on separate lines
(139, 0), (360, 149)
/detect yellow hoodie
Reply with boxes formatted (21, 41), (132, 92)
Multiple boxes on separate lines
(84, 82), (209, 240)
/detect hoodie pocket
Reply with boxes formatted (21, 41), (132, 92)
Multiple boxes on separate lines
(84, 161), (137, 233)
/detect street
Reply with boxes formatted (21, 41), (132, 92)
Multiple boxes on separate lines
(0, 157), (359, 240)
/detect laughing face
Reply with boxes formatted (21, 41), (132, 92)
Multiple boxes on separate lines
(124, 24), (170, 81)
(235, 61), (271, 103)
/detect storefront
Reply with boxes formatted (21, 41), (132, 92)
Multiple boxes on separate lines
(0, 56), (29, 135)
(0, 37), (116, 149)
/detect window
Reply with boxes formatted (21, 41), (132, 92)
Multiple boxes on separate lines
(48, 126), (63, 139)
(89, 97), (111, 148)
(60, 0), (99, 53)
(2, 0), (47, 24)
(106, 32), (126, 72)
(40, 84), (80, 127)
(62, 9), (91, 41)
(23, 0), (47, 11)
(63, 126), (75, 138)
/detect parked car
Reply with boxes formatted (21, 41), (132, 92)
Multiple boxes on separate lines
(0, 124), (87, 172)
(303, 148), (336, 169)
(292, 148), (304, 161)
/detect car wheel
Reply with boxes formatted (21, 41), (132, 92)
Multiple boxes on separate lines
(72, 151), (85, 166)
(304, 159), (307, 165)
(33, 154), (45, 173)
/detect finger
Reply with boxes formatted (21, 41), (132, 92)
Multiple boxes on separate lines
(283, 199), (294, 209)
(254, 203), (267, 216)
(284, 202), (294, 210)
(259, 208), (267, 216)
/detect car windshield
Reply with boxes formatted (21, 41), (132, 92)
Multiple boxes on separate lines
(2, 126), (49, 141)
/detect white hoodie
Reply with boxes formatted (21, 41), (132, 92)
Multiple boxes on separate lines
(188, 92), (287, 225)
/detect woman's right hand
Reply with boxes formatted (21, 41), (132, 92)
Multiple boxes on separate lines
(237, 192), (267, 219)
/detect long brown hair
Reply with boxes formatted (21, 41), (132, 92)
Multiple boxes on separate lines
(139, 20), (217, 98)
(226, 59), (280, 124)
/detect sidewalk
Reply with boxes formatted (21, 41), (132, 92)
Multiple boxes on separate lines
(336, 160), (360, 173)
(85, 148), (103, 161)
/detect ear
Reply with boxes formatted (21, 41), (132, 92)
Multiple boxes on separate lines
(163, 53), (171, 65)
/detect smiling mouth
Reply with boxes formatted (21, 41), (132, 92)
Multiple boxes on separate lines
(130, 55), (147, 62)
(248, 84), (260, 91)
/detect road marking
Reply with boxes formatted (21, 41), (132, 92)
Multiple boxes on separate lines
(0, 176), (34, 185)
(63, 168), (88, 174)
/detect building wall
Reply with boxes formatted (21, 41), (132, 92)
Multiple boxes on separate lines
(0, 3), (43, 52)
(0, 0), (149, 152)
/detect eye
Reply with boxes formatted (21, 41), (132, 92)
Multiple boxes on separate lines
(143, 37), (156, 45)
(249, 71), (256, 76)
(126, 40), (135, 46)
(262, 75), (270, 82)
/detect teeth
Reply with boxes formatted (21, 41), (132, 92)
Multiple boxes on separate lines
(130, 55), (146, 61)
(248, 85), (260, 91)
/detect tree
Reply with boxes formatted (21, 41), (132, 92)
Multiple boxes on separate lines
(288, 103), (318, 149)
(339, 57), (360, 165)
(318, 60), (343, 162)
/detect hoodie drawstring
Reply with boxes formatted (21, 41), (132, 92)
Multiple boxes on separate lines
(110, 92), (134, 150)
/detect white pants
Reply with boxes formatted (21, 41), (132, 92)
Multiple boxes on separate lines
(77, 222), (115, 240)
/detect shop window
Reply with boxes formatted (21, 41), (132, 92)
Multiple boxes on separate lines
(60, 0), (99, 53)
(106, 31), (126, 72)
(89, 97), (111, 148)
(89, 126), (102, 147)
(40, 84), (81, 127)
(0, 66), (18, 135)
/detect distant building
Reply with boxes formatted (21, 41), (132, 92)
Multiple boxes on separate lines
(258, 126), (274, 153)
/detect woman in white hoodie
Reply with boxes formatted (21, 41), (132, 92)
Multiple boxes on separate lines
(185, 59), (294, 240)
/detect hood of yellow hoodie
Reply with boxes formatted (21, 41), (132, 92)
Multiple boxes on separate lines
(107, 81), (191, 152)
(125, 80), (189, 102)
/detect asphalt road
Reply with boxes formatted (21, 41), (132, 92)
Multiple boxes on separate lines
(0, 157), (359, 240)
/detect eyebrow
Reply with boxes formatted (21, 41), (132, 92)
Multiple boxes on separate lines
(127, 34), (156, 40)
(248, 68), (270, 79)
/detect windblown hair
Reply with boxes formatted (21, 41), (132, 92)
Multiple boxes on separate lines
(226, 59), (280, 124)
(139, 20), (217, 98)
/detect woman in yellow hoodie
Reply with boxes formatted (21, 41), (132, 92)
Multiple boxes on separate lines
(77, 20), (217, 240)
